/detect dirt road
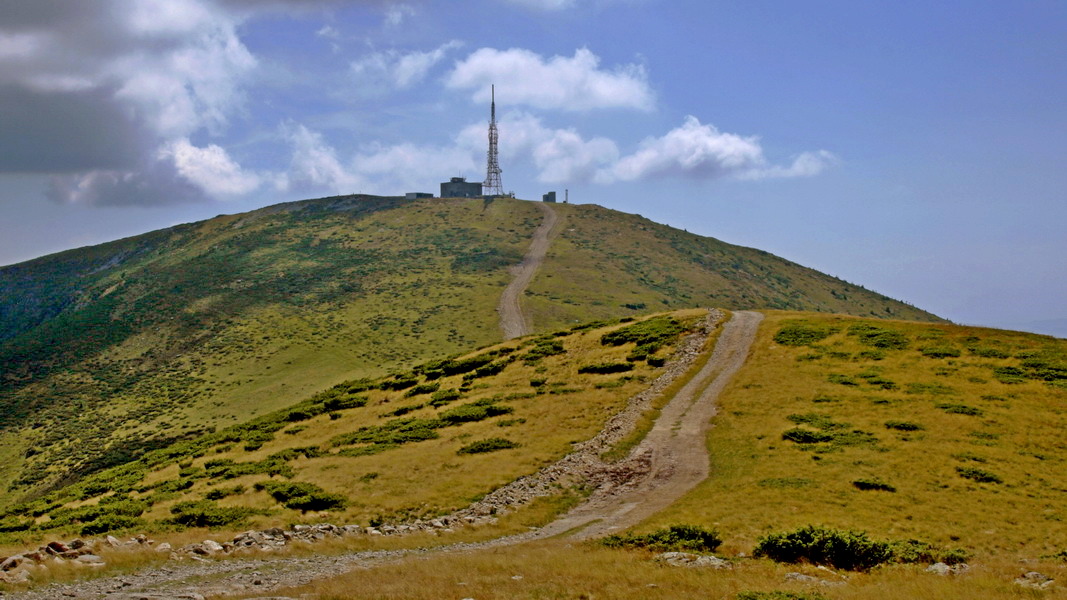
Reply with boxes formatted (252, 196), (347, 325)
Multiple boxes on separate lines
(497, 202), (558, 339)
(528, 310), (763, 540)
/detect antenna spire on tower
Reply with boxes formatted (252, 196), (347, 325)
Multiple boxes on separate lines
(483, 84), (503, 196)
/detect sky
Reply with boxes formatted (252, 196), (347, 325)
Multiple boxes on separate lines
(1, 0), (1064, 336)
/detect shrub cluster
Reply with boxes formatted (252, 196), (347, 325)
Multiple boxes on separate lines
(602, 524), (722, 553)
(847, 323), (910, 349)
(852, 478), (896, 492)
(169, 500), (260, 528)
(601, 316), (686, 353)
(755, 526), (969, 570)
(578, 362), (634, 375)
(255, 481), (346, 512)
(773, 321), (837, 347)
(457, 437), (519, 454)
(956, 466), (1003, 484)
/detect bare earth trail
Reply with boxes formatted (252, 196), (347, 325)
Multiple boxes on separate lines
(9, 311), (762, 599)
(497, 201), (558, 339)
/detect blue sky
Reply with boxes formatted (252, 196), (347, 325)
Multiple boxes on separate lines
(1, 0), (1064, 335)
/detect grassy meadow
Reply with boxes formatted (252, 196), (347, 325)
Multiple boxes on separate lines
(641, 311), (1067, 559)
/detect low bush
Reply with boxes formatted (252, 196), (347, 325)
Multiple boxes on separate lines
(936, 403), (983, 416)
(602, 524), (721, 552)
(969, 346), (1010, 359)
(884, 420), (924, 431)
(404, 383), (440, 398)
(457, 437), (519, 454)
(80, 514), (144, 536)
(782, 428), (835, 444)
(848, 324), (910, 350)
(169, 500), (260, 528)
(578, 362), (634, 374)
(852, 478), (896, 492)
(602, 316), (686, 351)
(323, 395), (367, 411)
(773, 321), (837, 347)
(255, 481), (346, 512)
(956, 466), (1003, 484)
(429, 389), (462, 406)
(523, 339), (565, 363)
(753, 525), (893, 570)
(439, 401), (513, 425)
(204, 484), (245, 500)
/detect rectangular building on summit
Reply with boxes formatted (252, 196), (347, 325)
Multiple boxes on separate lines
(440, 177), (482, 198)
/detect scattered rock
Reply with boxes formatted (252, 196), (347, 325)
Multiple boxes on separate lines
(655, 552), (731, 569)
(155, 543), (173, 553)
(1, 555), (25, 571)
(784, 572), (846, 587)
(75, 554), (106, 567)
(201, 540), (224, 555)
(1015, 571), (1055, 590)
(925, 562), (969, 576)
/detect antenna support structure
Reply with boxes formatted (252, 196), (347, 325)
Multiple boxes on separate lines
(483, 85), (503, 197)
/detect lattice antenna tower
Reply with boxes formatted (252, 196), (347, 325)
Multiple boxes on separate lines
(483, 84), (503, 196)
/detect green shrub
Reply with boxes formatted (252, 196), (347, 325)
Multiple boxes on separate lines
(457, 437), (519, 454)
(889, 539), (970, 565)
(773, 321), (837, 347)
(429, 389), (462, 406)
(323, 395), (367, 411)
(827, 373), (858, 386)
(956, 466), (1003, 484)
(753, 525), (893, 571)
(578, 362), (634, 374)
(404, 383), (440, 398)
(255, 481), (346, 512)
(602, 524), (721, 553)
(441, 355), (495, 375)
(782, 428), (835, 444)
(848, 324), (910, 349)
(523, 339), (565, 363)
(80, 514), (144, 536)
(601, 316), (686, 351)
(439, 401), (513, 425)
(993, 366), (1026, 384)
(169, 500), (260, 528)
(647, 356), (666, 367)
(205, 485), (245, 500)
(529, 378), (547, 388)
(852, 478), (896, 492)
(379, 375), (418, 391)
(969, 346), (1010, 359)
(885, 420), (924, 431)
(936, 403), (983, 416)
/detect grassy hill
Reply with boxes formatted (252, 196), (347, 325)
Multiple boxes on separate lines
(0, 195), (939, 510)
(0, 312), (704, 540)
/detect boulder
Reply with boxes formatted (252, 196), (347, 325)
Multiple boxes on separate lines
(1015, 571), (1055, 590)
(0, 555), (25, 571)
(75, 554), (105, 566)
(46, 541), (70, 554)
(201, 540), (225, 554)
(155, 542), (173, 553)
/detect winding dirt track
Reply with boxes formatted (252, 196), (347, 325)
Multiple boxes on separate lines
(531, 310), (763, 540)
(497, 202), (558, 339)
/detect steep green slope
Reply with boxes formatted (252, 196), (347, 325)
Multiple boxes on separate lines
(525, 203), (939, 328)
(0, 195), (937, 510)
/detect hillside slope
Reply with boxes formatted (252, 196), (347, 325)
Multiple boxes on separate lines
(0, 195), (938, 508)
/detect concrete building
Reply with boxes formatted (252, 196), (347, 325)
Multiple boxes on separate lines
(405, 192), (433, 200)
(542, 191), (557, 203)
(440, 177), (482, 198)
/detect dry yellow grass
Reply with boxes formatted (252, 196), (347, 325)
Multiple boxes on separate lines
(234, 541), (1067, 600)
(642, 311), (1067, 559)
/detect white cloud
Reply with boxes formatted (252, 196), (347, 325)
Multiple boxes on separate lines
(747, 150), (839, 179)
(351, 41), (462, 90)
(602, 116), (764, 182)
(458, 112), (618, 184)
(279, 123), (363, 193)
(384, 4), (417, 26)
(447, 47), (654, 111)
(160, 138), (261, 197)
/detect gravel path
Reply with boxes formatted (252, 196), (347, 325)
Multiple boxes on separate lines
(5, 310), (763, 600)
(497, 202), (558, 340)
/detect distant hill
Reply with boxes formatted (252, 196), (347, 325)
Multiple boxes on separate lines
(0, 195), (940, 508)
